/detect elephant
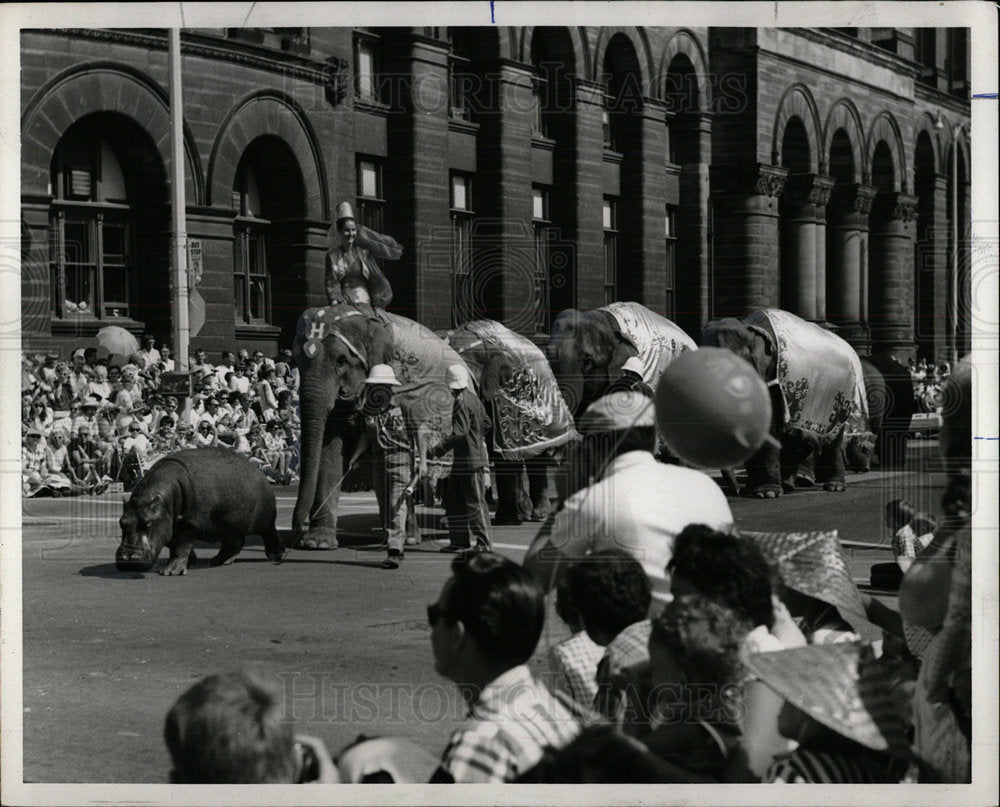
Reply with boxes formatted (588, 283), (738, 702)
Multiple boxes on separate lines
(702, 309), (868, 498)
(292, 305), (467, 548)
(845, 354), (916, 472)
(441, 319), (578, 523)
(546, 301), (696, 417)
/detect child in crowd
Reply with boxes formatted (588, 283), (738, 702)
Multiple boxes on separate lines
(546, 576), (605, 713)
(164, 670), (338, 784)
(870, 499), (938, 590)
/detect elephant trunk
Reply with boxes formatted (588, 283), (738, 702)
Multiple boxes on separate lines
(292, 372), (340, 537)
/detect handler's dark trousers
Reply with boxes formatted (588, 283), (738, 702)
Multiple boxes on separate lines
(445, 469), (492, 550)
(372, 449), (414, 553)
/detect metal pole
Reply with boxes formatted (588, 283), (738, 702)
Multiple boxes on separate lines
(950, 125), (960, 365)
(169, 28), (190, 372)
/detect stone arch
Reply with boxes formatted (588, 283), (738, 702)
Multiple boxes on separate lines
(913, 110), (943, 176)
(865, 111), (907, 192)
(822, 98), (865, 182)
(592, 26), (653, 91)
(21, 61), (203, 204)
(939, 115), (971, 177)
(521, 26), (589, 78)
(772, 84), (821, 174)
(207, 91), (328, 219)
(657, 29), (711, 110)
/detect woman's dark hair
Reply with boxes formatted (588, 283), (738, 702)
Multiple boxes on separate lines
(443, 552), (545, 669)
(885, 499), (915, 531)
(668, 525), (775, 629)
(565, 550), (651, 640)
(277, 390), (293, 408)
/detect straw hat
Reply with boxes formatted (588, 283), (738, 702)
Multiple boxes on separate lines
(577, 392), (655, 434)
(744, 641), (913, 759)
(741, 529), (865, 619)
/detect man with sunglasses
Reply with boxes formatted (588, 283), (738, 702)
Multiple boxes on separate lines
(341, 552), (580, 783)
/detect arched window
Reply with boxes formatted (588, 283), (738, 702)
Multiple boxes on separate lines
(233, 156), (270, 325)
(49, 118), (133, 319)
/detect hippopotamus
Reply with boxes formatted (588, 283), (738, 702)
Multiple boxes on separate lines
(115, 448), (284, 575)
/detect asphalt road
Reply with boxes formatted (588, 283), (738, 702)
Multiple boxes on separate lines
(16, 441), (946, 783)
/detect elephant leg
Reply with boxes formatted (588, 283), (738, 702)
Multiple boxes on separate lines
(526, 457), (552, 521)
(778, 436), (813, 492)
(492, 457), (524, 525)
(304, 431), (343, 549)
(744, 440), (782, 499)
(816, 436), (847, 491)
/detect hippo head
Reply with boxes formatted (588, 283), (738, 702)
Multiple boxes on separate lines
(115, 489), (170, 572)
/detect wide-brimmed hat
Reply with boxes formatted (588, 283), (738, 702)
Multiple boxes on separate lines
(742, 529), (865, 619)
(365, 364), (400, 386)
(25, 427), (42, 438)
(577, 392), (655, 434)
(446, 363), (470, 390)
(744, 642), (913, 759)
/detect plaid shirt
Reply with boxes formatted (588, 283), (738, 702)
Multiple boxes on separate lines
(22, 442), (45, 474)
(593, 619), (652, 722)
(437, 665), (581, 783)
(547, 631), (604, 708)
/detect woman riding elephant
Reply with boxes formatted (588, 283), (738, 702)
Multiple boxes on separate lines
(702, 309), (868, 498)
(546, 301), (696, 417)
(292, 305), (467, 550)
(442, 320), (578, 524)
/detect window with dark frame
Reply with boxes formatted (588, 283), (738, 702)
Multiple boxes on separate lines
(451, 173), (474, 326)
(602, 93), (615, 150)
(532, 186), (552, 334)
(356, 157), (385, 235)
(531, 75), (548, 137)
(449, 52), (472, 120)
(49, 131), (133, 320)
(354, 33), (378, 102)
(233, 162), (270, 326)
(665, 205), (677, 320)
(603, 197), (618, 306)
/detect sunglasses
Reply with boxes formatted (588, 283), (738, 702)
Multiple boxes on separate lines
(426, 603), (450, 627)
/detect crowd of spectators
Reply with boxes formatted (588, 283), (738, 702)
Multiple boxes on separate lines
(908, 357), (950, 414)
(20, 336), (301, 497)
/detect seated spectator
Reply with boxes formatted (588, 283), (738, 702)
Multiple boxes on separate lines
(214, 412), (238, 448)
(194, 419), (218, 449)
(190, 347), (212, 377)
(261, 420), (291, 483)
(158, 344), (175, 373)
(22, 428), (47, 497)
(47, 362), (75, 412)
(68, 350), (91, 398)
(119, 421), (152, 488)
(229, 363), (252, 395)
(28, 398), (55, 439)
(343, 553), (580, 783)
(565, 550), (652, 729)
(87, 364), (113, 403)
(747, 643), (914, 783)
(41, 428), (91, 496)
(164, 670), (337, 784)
(546, 576), (604, 712)
(175, 422), (197, 450)
(642, 594), (751, 781)
(148, 416), (180, 459)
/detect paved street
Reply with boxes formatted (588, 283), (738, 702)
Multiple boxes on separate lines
(17, 441), (945, 782)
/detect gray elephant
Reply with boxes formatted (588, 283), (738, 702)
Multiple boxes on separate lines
(292, 305), (467, 549)
(702, 309), (868, 498)
(845, 354), (916, 472)
(442, 319), (578, 523)
(546, 301), (696, 417)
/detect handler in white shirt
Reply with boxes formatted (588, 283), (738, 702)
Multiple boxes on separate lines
(523, 392), (733, 605)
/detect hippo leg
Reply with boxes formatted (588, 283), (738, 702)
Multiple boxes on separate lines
(816, 436), (847, 492)
(262, 523), (285, 563)
(210, 534), (246, 567)
(160, 526), (198, 576)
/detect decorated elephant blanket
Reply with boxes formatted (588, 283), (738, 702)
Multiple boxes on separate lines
(601, 302), (697, 390)
(745, 309), (868, 444)
(383, 312), (470, 475)
(443, 320), (578, 460)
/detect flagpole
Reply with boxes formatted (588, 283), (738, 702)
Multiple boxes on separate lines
(169, 28), (189, 373)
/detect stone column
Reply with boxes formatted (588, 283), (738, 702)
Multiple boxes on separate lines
(620, 97), (668, 312)
(915, 172), (949, 361)
(570, 79), (609, 311)
(812, 176), (835, 323)
(826, 183), (877, 352)
(869, 191), (919, 359)
(674, 111), (713, 336)
(709, 163), (788, 317)
(781, 174), (834, 320)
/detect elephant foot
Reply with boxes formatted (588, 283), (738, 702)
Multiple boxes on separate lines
(781, 478), (796, 494)
(298, 527), (338, 551)
(823, 481), (846, 492)
(795, 475), (816, 489)
(744, 484), (782, 499)
(159, 558), (189, 576)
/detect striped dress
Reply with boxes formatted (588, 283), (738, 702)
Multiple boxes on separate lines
(765, 741), (907, 783)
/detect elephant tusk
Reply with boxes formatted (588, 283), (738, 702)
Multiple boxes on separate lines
(762, 434), (782, 449)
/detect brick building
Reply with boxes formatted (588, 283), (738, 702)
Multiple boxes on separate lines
(20, 26), (971, 364)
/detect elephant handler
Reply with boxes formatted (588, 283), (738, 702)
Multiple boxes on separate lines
(430, 364), (493, 554)
(350, 364), (428, 568)
(523, 391), (733, 606)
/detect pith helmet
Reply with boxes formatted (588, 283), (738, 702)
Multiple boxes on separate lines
(447, 364), (470, 390)
(621, 356), (645, 376)
(365, 364), (400, 386)
(336, 201), (356, 222)
(655, 347), (773, 469)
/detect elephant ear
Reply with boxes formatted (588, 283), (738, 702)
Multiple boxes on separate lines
(481, 352), (516, 401)
(745, 324), (777, 380)
(608, 330), (639, 374)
